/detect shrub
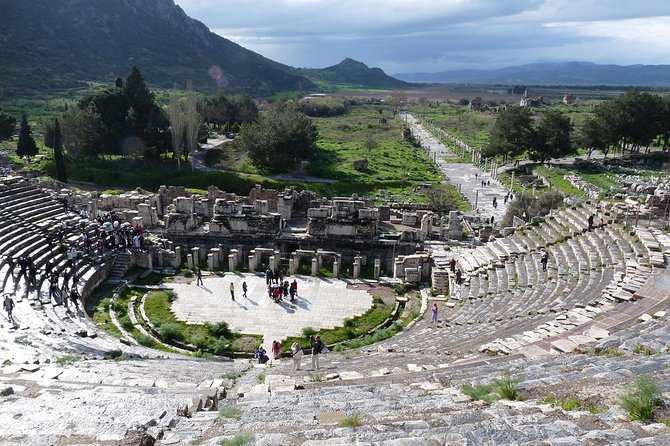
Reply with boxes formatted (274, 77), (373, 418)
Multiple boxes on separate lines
(104, 350), (125, 360)
(119, 315), (134, 332)
(190, 333), (212, 350)
(619, 376), (663, 421)
(159, 323), (185, 342)
(492, 370), (523, 401)
(206, 321), (233, 339)
(135, 333), (157, 348)
(203, 147), (226, 166)
(181, 268), (194, 277)
(257, 371), (266, 383)
(212, 338), (231, 355)
(339, 412), (362, 428)
(392, 283), (409, 295)
(307, 372), (324, 382)
(55, 354), (81, 365)
(302, 326), (317, 338)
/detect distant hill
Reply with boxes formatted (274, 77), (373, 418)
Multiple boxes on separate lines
(299, 58), (410, 89)
(0, 0), (403, 99)
(394, 62), (670, 86)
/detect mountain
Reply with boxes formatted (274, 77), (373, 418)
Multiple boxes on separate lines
(394, 62), (670, 86)
(0, 0), (316, 97)
(299, 58), (410, 89)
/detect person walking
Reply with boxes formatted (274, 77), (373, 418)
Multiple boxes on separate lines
(310, 335), (323, 370)
(271, 340), (281, 360)
(242, 281), (248, 298)
(431, 303), (439, 323)
(540, 252), (549, 272)
(229, 282), (235, 301)
(291, 342), (303, 371)
(195, 267), (203, 286)
(3, 295), (15, 324)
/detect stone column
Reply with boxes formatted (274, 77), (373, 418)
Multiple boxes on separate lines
(146, 252), (153, 270)
(269, 256), (276, 273)
(289, 258), (296, 275)
(187, 253), (194, 270)
(333, 259), (339, 278)
(228, 254), (235, 272)
(248, 254), (256, 273)
(173, 246), (182, 269)
(317, 253), (323, 270)
(210, 248), (220, 270)
(374, 258), (381, 280)
(394, 259), (404, 278)
(157, 250), (164, 267)
(207, 253), (215, 271)
(191, 247), (200, 268)
(311, 258), (318, 276)
(353, 255), (361, 279)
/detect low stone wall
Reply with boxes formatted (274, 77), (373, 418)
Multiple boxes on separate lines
(81, 260), (115, 305)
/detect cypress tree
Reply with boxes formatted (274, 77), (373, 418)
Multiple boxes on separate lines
(16, 114), (39, 161)
(53, 118), (67, 182)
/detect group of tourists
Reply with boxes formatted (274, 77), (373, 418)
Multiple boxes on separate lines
(254, 335), (325, 371)
(268, 279), (298, 303)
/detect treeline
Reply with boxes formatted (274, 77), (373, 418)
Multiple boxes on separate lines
(487, 88), (670, 162)
(297, 96), (348, 117)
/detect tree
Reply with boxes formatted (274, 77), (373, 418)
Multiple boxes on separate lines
(53, 118), (67, 182)
(0, 108), (16, 140)
(488, 106), (534, 159)
(183, 81), (201, 169)
(657, 95), (670, 151)
(386, 91), (407, 117)
(237, 103), (318, 173)
(529, 110), (574, 163)
(576, 116), (609, 158)
(167, 88), (186, 169)
(61, 104), (105, 159)
(16, 114), (38, 161)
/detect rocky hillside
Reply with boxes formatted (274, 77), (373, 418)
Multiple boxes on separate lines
(0, 0), (314, 97)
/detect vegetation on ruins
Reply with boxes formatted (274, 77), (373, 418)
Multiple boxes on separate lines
(461, 370), (524, 403)
(619, 376), (664, 421)
(339, 412), (363, 428)
(501, 189), (565, 227)
(218, 433), (255, 446)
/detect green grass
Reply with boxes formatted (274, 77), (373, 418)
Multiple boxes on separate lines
(461, 383), (494, 403)
(619, 376), (663, 421)
(531, 165), (583, 197)
(491, 370), (523, 400)
(257, 371), (266, 383)
(543, 395), (582, 411)
(307, 372), (325, 382)
(218, 406), (243, 420)
(284, 299), (395, 352)
(218, 433), (254, 446)
(411, 102), (494, 150)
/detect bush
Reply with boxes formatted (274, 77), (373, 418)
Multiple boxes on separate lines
(159, 323), (185, 342)
(206, 321), (233, 339)
(203, 147), (226, 166)
(212, 338), (231, 355)
(339, 412), (362, 428)
(218, 433), (254, 446)
(218, 406), (242, 420)
(135, 333), (157, 348)
(190, 333), (212, 350)
(619, 376), (663, 421)
(302, 326), (317, 338)
(461, 384), (494, 403)
(118, 315), (134, 332)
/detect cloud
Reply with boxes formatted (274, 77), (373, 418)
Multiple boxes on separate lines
(175, 0), (670, 73)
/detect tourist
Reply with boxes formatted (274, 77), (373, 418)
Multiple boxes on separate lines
(195, 267), (203, 286)
(289, 279), (297, 301)
(282, 280), (289, 298)
(490, 215), (495, 224)
(540, 252), (549, 272)
(49, 272), (61, 304)
(229, 282), (235, 301)
(271, 340), (281, 360)
(431, 303), (439, 323)
(492, 197), (497, 209)
(599, 217), (605, 229)
(310, 335), (323, 370)
(455, 268), (463, 285)
(588, 214), (595, 231)
(69, 288), (81, 311)
(291, 342), (303, 371)
(265, 268), (272, 285)
(242, 281), (248, 298)
(449, 258), (456, 273)
(254, 346), (269, 364)
(3, 294), (15, 324)
(4, 254), (14, 277)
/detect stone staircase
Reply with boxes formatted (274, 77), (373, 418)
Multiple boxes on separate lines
(107, 250), (132, 283)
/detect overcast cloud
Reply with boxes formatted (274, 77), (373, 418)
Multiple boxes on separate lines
(174, 0), (670, 74)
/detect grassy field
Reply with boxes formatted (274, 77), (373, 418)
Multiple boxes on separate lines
(410, 102), (495, 150)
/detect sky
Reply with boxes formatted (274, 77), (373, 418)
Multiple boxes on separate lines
(174, 0), (670, 74)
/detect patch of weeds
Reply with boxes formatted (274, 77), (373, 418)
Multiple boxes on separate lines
(307, 372), (324, 382)
(586, 401), (609, 414)
(221, 372), (239, 380)
(461, 383), (494, 403)
(14, 335), (32, 346)
(544, 394), (582, 411)
(392, 283), (409, 295)
(218, 433), (254, 446)
(118, 315), (135, 332)
(590, 347), (624, 357)
(420, 389), (433, 397)
(181, 268), (194, 277)
(158, 323), (185, 342)
(55, 354), (81, 365)
(104, 349), (130, 361)
(218, 406), (242, 420)
(206, 321), (232, 338)
(633, 343), (656, 356)
(257, 371), (266, 383)
(491, 370), (523, 401)
(619, 376), (663, 421)
(339, 412), (362, 428)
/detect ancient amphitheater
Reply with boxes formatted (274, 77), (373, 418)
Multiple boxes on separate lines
(0, 155), (669, 445)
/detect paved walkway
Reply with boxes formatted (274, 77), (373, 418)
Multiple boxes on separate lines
(169, 273), (373, 349)
(403, 113), (510, 224)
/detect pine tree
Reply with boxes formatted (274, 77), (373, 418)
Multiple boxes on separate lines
(53, 118), (67, 182)
(16, 114), (39, 161)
